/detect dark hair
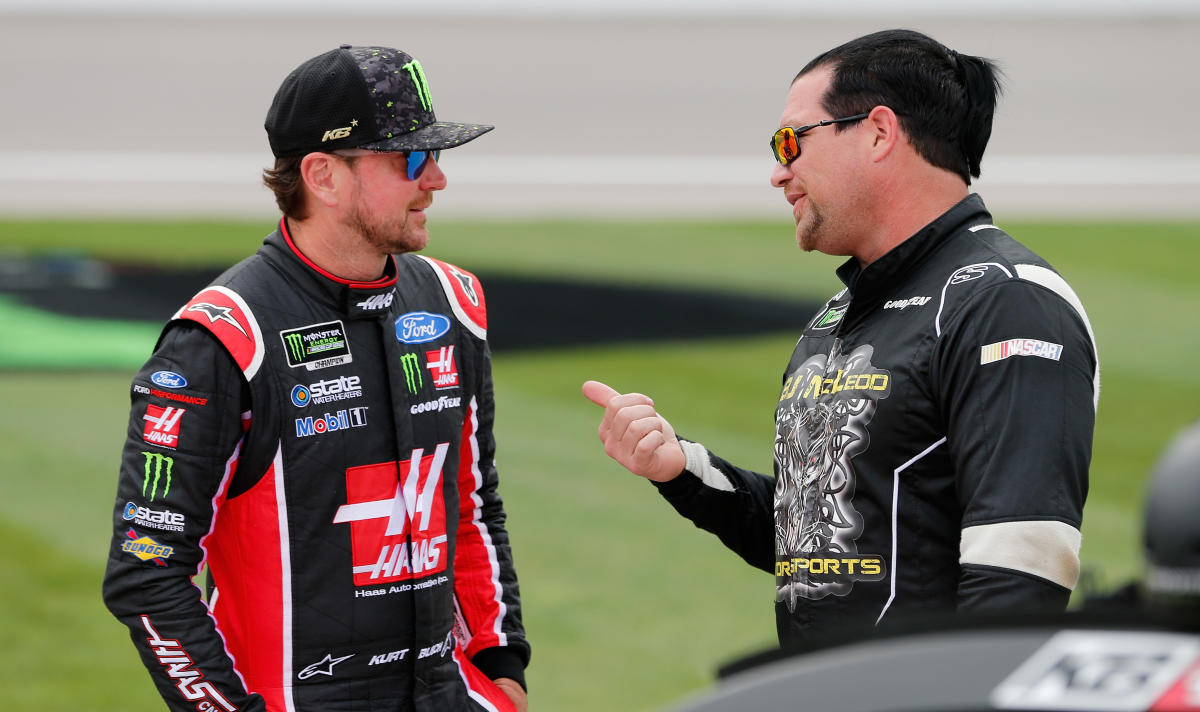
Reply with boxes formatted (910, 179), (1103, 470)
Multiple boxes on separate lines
(262, 156), (307, 219)
(798, 29), (1002, 184)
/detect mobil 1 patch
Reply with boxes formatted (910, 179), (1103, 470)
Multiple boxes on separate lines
(280, 320), (353, 371)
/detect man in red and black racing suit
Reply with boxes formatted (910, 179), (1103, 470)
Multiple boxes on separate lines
(103, 45), (529, 711)
(103, 221), (528, 711)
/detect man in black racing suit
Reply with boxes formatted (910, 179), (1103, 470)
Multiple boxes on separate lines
(584, 30), (1097, 647)
(102, 46), (529, 711)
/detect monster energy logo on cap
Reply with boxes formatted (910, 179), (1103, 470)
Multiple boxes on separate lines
(279, 320), (353, 371)
(400, 353), (423, 395)
(402, 59), (433, 112)
(141, 451), (174, 502)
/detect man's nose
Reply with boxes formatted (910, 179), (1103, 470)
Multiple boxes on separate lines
(770, 161), (793, 189)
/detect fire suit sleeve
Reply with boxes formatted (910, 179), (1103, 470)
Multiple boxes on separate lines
(932, 277), (1096, 614)
(101, 322), (265, 711)
(453, 341), (531, 688)
(652, 439), (777, 573)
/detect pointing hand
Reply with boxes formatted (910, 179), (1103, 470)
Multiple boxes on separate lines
(582, 380), (685, 482)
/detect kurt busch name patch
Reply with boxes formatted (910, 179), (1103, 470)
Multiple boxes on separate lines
(280, 321), (353, 371)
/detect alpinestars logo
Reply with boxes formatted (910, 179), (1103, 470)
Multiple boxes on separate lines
(186, 302), (249, 337)
(448, 266), (479, 306)
(297, 653), (354, 680)
(425, 345), (459, 389)
(140, 615), (238, 711)
(333, 444), (450, 585)
(774, 342), (890, 608)
(143, 405), (184, 449)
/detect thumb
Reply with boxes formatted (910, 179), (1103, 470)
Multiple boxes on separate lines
(581, 380), (620, 407)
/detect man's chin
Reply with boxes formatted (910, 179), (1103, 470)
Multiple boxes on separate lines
(397, 230), (429, 254)
(796, 227), (815, 253)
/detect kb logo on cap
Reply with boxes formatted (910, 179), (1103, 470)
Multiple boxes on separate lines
(322, 119), (358, 143)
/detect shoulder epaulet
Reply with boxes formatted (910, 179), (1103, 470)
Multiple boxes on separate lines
(172, 286), (265, 380)
(416, 256), (487, 341)
(934, 261), (1016, 338)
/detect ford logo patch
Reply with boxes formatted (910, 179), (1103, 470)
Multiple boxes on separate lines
(395, 312), (451, 344)
(150, 371), (188, 389)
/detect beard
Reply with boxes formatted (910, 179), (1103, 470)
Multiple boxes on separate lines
(796, 199), (828, 253)
(345, 198), (429, 256)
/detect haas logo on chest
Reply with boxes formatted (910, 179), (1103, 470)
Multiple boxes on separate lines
(333, 444), (450, 585)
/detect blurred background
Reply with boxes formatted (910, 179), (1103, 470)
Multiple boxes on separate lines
(1, 1), (1198, 710)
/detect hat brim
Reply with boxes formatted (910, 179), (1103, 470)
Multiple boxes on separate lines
(359, 121), (494, 152)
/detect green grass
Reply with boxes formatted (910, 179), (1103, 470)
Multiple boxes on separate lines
(0, 217), (846, 299)
(2, 216), (1198, 709)
(0, 295), (162, 369)
(1, 214), (1196, 300)
(0, 519), (161, 710)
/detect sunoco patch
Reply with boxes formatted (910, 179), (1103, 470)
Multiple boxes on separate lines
(280, 321), (353, 371)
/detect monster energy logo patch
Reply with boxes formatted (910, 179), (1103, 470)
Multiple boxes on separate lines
(812, 304), (848, 331)
(279, 321), (353, 371)
(402, 60), (433, 112)
(400, 353), (423, 394)
(141, 452), (174, 502)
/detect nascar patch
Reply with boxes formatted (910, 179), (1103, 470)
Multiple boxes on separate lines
(980, 338), (1063, 365)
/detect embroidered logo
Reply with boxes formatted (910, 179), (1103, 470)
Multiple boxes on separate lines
(980, 339), (1063, 365)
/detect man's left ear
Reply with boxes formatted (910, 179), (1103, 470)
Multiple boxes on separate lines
(866, 105), (901, 162)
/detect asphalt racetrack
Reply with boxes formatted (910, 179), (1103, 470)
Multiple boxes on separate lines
(0, 10), (1197, 219)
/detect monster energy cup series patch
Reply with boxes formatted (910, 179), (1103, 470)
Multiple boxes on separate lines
(280, 321), (353, 371)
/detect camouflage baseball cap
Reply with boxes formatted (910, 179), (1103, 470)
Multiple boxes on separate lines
(265, 45), (493, 158)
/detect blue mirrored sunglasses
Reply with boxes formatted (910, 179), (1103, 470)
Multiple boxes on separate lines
(333, 148), (442, 180)
(404, 150), (441, 181)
